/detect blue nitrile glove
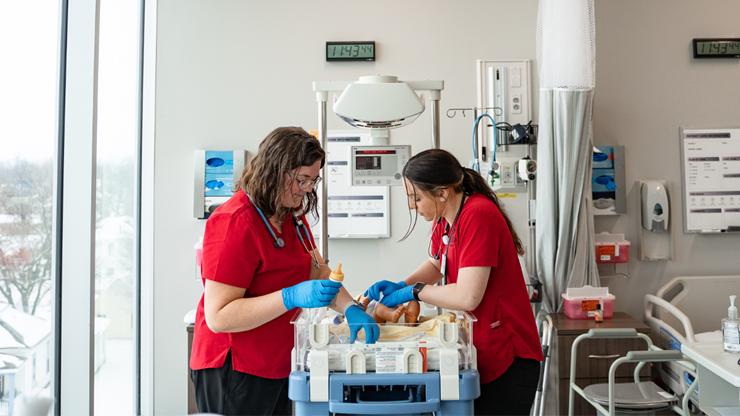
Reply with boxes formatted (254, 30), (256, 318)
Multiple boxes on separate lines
(593, 152), (608, 162)
(364, 280), (407, 302)
(282, 280), (342, 310)
(593, 175), (617, 190)
(379, 285), (415, 308)
(345, 306), (379, 344)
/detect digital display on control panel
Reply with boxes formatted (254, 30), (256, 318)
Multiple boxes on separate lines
(356, 150), (397, 154)
(356, 156), (381, 170)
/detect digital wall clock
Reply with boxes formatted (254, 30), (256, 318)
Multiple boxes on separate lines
(693, 38), (740, 58)
(326, 41), (375, 61)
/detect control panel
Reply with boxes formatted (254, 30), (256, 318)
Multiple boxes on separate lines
(351, 145), (411, 186)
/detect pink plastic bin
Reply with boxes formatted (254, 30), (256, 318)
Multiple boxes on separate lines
(195, 238), (204, 280)
(195, 240), (203, 267)
(562, 286), (615, 320)
(594, 232), (630, 264)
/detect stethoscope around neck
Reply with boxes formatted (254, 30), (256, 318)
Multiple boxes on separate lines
(246, 193), (323, 268)
(432, 193), (467, 277)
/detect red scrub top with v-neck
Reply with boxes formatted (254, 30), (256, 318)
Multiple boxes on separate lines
(189, 190), (314, 379)
(432, 193), (543, 384)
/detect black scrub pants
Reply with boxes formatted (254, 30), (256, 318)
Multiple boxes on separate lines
(190, 351), (291, 416)
(475, 356), (540, 416)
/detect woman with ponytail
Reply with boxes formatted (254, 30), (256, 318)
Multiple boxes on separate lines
(364, 149), (543, 415)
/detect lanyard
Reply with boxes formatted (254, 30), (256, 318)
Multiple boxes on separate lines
(247, 193), (323, 268)
(436, 193), (467, 279)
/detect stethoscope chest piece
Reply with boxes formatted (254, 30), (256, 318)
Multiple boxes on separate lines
(246, 193), (324, 267)
(442, 235), (450, 245)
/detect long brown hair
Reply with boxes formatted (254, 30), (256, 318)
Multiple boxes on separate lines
(401, 149), (524, 255)
(235, 127), (325, 221)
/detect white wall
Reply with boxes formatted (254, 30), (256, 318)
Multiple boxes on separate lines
(593, 0), (740, 320)
(154, 1), (539, 413)
(153, 0), (739, 413)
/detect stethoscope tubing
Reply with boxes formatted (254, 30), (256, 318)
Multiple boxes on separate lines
(249, 194), (285, 248)
(247, 193), (321, 266)
(432, 193), (467, 278)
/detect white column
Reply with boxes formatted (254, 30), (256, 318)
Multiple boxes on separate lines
(139, 0), (158, 413)
(59, 0), (100, 414)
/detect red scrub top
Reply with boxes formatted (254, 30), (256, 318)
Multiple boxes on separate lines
(432, 193), (543, 384)
(189, 190), (314, 379)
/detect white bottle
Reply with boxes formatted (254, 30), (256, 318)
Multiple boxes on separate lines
(722, 295), (740, 353)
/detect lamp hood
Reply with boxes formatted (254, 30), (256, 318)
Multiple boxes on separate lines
(333, 76), (425, 129)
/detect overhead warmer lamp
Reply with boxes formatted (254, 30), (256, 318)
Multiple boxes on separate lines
(334, 75), (425, 130)
(312, 75), (444, 263)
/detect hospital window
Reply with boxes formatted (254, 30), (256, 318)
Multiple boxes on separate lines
(2, 0), (144, 413)
(32, 354), (37, 388)
(93, 1), (141, 414)
(0, 0), (57, 409)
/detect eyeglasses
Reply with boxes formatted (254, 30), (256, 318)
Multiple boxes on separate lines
(287, 172), (322, 191)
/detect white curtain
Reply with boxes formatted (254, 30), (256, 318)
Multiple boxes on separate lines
(536, 0), (599, 314)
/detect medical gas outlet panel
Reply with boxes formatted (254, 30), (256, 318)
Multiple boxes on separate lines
(477, 59), (532, 161)
(491, 158), (536, 188)
(351, 145), (411, 186)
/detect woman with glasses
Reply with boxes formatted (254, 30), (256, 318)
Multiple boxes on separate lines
(364, 149), (543, 415)
(190, 127), (379, 415)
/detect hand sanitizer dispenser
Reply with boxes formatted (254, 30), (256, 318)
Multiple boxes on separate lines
(723, 295), (740, 353)
(641, 181), (669, 233)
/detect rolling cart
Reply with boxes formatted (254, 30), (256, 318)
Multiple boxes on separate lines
(288, 308), (480, 415)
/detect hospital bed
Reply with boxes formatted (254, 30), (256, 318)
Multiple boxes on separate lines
(288, 306), (480, 415)
(644, 275), (740, 406)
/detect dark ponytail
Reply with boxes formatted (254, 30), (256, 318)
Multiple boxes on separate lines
(401, 149), (524, 255)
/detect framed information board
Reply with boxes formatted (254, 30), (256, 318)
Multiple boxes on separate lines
(680, 127), (740, 233)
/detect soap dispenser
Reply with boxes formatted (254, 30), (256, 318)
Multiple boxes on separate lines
(641, 181), (669, 233)
(722, 295), (740, 353)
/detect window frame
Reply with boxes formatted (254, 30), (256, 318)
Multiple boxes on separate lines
(51, 0), (150, 414)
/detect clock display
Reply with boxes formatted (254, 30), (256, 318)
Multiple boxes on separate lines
(693, 38), (740, 58)
(326, 42), (375, 61)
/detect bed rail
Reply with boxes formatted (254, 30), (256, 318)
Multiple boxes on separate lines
(644, 294), (696, 344)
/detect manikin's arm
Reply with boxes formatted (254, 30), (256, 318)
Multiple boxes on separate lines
(359, 294), (371, 311)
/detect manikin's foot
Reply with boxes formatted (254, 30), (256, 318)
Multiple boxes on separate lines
(404, 300), (420, 324)
(390, 305), (406, 323)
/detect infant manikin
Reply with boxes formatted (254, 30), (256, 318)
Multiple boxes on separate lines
(358, 293), (421, 325)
